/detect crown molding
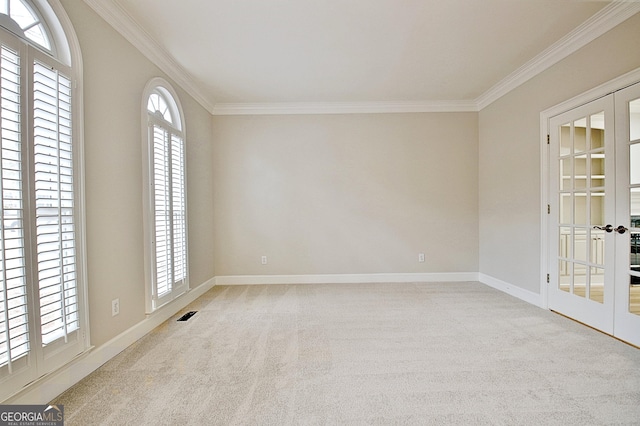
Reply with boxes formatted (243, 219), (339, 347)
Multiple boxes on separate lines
(83, 0), (639, 116)
(82, 0), (215, 113)
(475, 0), (640, 110)
(212, 100), (479, 115)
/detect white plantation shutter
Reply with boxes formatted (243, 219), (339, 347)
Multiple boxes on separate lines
(146, 84), (187, 311)
(153, 125), (172, 297)
(0, 1), (86, 401)
(33, 61), (78, 345)
(171, 133), (186, 285)
(0, 44), (29, 372)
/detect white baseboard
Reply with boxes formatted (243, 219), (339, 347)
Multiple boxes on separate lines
(215, 272), (480, 285)
(478, 273), (543, 307)
(5, 277), (216, 405)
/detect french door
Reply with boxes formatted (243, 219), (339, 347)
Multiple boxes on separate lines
(548, 82), (640, 347)
(613, 82), (640, 345)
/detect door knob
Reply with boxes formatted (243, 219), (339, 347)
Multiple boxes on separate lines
(593, 224), (614, 233)
(614, 225), (628, 234)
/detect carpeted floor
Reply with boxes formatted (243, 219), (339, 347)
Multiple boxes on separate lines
(52, 282), (640, 425)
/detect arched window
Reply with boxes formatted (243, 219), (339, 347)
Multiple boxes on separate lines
(143, 79), (188, 313)
(0, 0), (86, 401)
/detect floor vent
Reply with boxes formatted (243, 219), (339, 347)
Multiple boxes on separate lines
(177, 311), (197, 322)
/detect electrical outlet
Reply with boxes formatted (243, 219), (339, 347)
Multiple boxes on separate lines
(261, 255), (268, 265)
(418, 253), (425, 263)
(112, 298), (120, 317)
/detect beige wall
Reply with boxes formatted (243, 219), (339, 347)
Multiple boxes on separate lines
(212, 113), (479, 276)
(479, 14), (640, 293)
(53, 0), (640, 348)
(61, 0), (215, 347)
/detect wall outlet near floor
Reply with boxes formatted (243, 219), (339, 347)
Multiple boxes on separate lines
(261, 255), (268, 265)
(418, 253), (425, 263)
(112, 298), (120, 317)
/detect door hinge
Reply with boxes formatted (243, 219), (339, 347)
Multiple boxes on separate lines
(547, 134), (550, 144)
(546, 273), (550, 284)
(547, 204), (550, 214)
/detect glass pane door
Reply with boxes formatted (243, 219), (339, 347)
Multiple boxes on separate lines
(614, 82), (640, 347)
(549, 95), (615, 334)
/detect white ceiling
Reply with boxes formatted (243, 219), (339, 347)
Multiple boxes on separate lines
(85, 0), (640, 113)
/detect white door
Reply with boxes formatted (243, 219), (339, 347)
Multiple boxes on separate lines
(548, 82), (640, 347)
(549, 95), (615, 334)
(613, 82), (640, 347)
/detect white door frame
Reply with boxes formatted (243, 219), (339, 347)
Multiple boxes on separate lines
(541, 67), (640, 310)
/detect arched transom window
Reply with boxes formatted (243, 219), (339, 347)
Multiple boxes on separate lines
(0, 0), (52, 51)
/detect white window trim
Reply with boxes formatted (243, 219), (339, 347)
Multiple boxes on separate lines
(0, 0), (88, 403)
(142, 77), (189, 314)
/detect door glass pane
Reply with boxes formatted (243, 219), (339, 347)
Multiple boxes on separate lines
(573, 155), (587, 189)
(559, 260), (570, 292)
(590, 267), (604, 304)
(560, 193), (572, 224)
(631, 188), (640, 227)
(590, 155), (605, 188)
(573, 263), (587, 297)
(631, 275), (640, 315)
(590, 190), (605, 226)
(631, 232), (640, 268)
(574, 193), (587, 225)
(560, 158), (572, 190)
(630, 99), (640, 142)
(590, 111), (605, 149)
(591, 229), (605, 265)
(575, 155), (587, 189)
(574, 118), (587, 153)
(631, 143), (640, 185)
(559, 227), (571, 258)
(574, 228), (587, 262)
(560, 123), (571, 155)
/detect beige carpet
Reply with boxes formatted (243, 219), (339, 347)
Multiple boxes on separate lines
(53, 282), (640, 425)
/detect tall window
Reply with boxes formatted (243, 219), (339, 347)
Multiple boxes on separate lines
(143, 79), (188, 312)
(0, 0), (86, 402)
